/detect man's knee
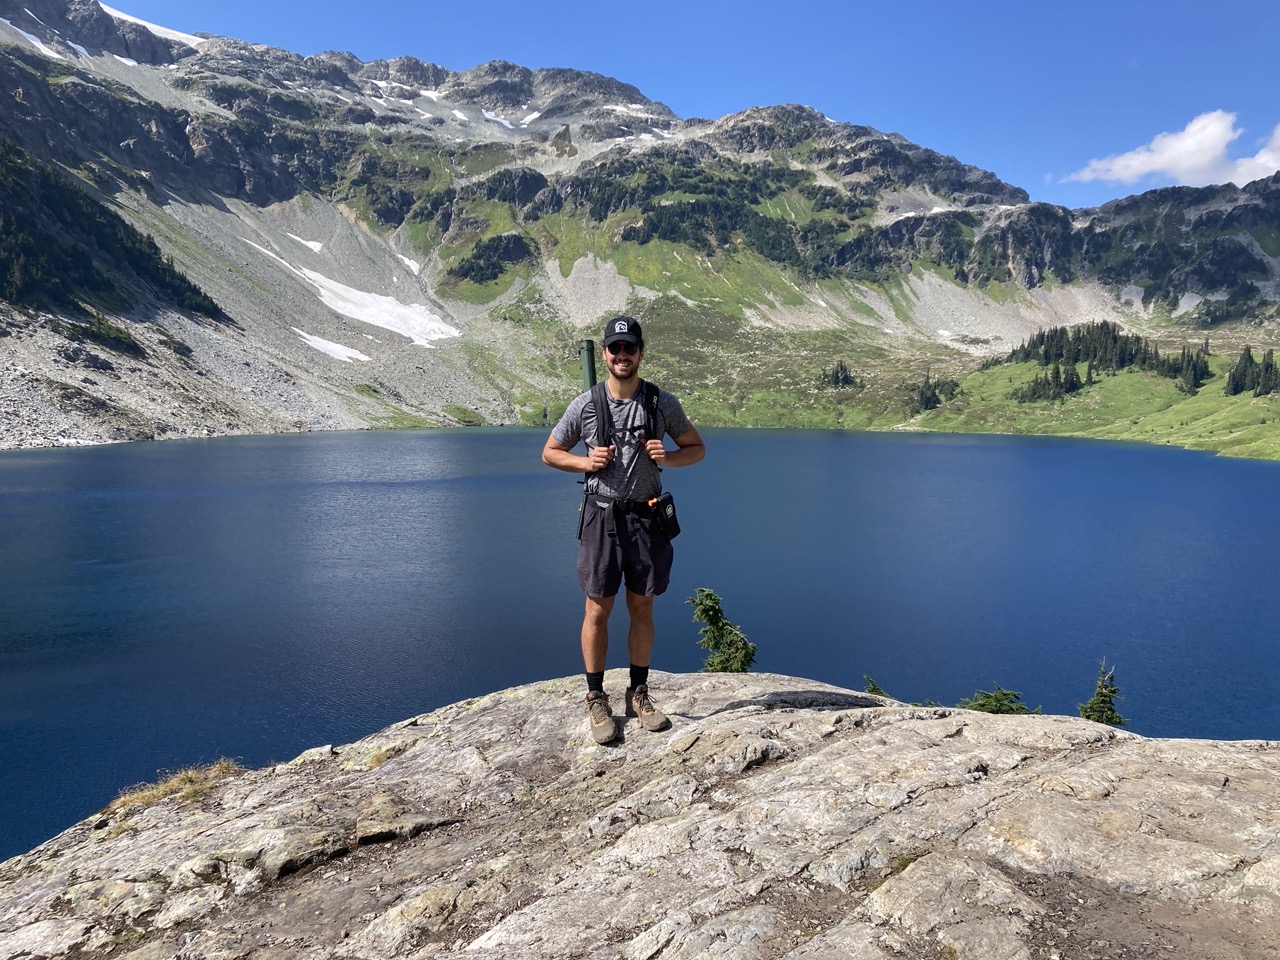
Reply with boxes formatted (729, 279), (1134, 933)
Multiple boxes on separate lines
(584, 594), (615, 625)
(625, 590), (654, 621)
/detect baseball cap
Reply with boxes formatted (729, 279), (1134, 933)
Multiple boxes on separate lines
(602, 316), (643, 347)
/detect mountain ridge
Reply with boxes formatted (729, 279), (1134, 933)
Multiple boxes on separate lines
(1, 0), (1279, 451)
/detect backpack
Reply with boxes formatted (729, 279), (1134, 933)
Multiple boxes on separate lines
(575, 379), (667, 539)
(586, 379), (663, 450)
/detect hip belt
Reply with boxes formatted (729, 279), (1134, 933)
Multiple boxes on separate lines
(591, 494), (654, 538)
(591, 496), (652, 514)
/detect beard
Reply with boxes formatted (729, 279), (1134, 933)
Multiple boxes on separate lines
(606, 352), (641, 380)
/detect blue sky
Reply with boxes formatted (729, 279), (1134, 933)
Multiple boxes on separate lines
(105, 0), (1279, 210)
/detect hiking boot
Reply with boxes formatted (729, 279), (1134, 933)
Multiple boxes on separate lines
(625, 684), (670, 732)
(585, 690), (616, 744)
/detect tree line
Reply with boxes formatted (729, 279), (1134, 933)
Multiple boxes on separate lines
(0, 139), (223, 320)
(989, 321), (1211, 401)
(1223, 345), (1280, 397)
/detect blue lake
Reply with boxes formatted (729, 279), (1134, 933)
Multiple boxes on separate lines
(2, 427), (1279, 860)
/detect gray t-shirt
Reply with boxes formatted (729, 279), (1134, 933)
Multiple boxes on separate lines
(551, 381), (694, 500)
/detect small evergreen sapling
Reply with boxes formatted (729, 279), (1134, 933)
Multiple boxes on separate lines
(687, 588), (756, 673)
(958, 683), (1041, 715)
(1079, 660), (1126, 727)
(863, 675), (889, 697)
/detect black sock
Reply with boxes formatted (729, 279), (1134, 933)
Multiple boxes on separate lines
(586, 671), (605, 695)
(630, 664), (649, 690)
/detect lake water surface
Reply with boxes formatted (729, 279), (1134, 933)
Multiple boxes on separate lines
(2, 428), (1278, 860)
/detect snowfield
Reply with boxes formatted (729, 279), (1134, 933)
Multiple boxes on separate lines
(242, 239), (460, 347)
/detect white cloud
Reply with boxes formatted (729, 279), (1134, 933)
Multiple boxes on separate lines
(1067, 110), (1280, 189)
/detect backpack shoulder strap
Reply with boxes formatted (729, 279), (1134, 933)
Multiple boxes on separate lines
(587, 380), (661, 446)
(640, 379), (663, 440)
(588, 381), (613, 449)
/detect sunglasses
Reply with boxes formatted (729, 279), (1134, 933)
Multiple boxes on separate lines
(606, 342), (639, 356)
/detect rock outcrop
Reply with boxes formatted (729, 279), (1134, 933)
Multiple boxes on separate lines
(2, 672), (1278, 959)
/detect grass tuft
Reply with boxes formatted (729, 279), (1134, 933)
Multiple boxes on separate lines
(107, 758), (243, 813)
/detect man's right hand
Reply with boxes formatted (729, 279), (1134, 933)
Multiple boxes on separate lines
(586, 444), (616, 472)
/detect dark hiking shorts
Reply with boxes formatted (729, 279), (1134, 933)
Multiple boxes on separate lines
(578, 499), (674, 598)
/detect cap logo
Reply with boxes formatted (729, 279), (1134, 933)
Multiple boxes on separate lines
(613, 320), (629, 334)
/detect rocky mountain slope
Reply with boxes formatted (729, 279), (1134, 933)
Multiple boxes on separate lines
(2, 672), (1279, 959)
(1, 1), (1278, 448)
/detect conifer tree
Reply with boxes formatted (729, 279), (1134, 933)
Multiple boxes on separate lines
(687, 588), (756, 673)
(863, 675), (888, 697)
(1078, 660), (1126, 727)
(958, 683), (1041, 715)
(1225, 345), (1258, 396)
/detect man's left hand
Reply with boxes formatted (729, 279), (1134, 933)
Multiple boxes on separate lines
(644, 439), (666, 463)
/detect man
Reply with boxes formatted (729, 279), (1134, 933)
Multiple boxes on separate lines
(542, 316), (706, 744)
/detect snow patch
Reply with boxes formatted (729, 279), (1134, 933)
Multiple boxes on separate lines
(113, 53), (137, 66)
(416, 109), (433, 119)
(243, 239), (459, 347)
(99, 4), (205, 48)
(23, 8), (46, 26)
(421, 90), (441, 101)
(520, 111), (542, 125)
(1, 18), (67, 59)
(68, 40), (89, 57)
(1120, 284), (1145, 307)
(483, 109), (513, 129)
(287, 233), (323, 253)
(291, 328), (370, 363)
(451, 109), (469, 122)
(397, 254), (422, 276)
(603, 104), (654, 118)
